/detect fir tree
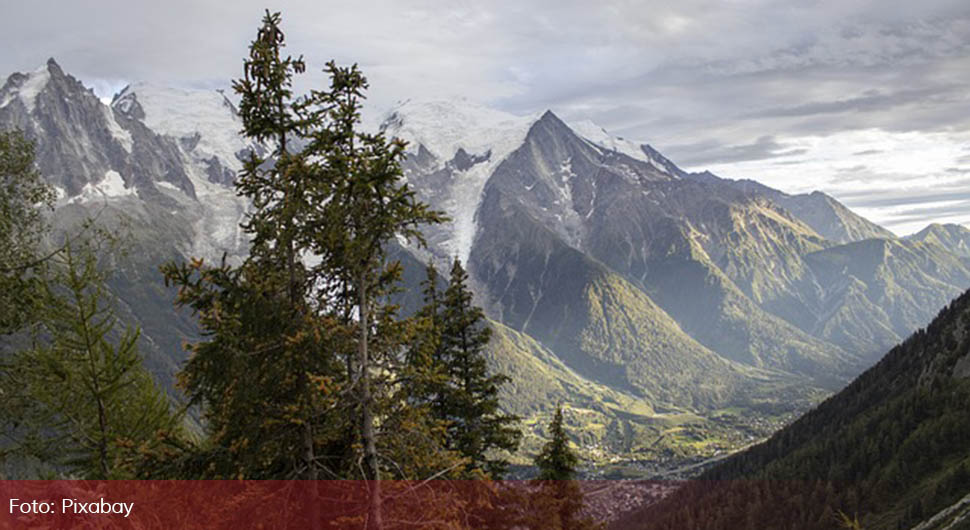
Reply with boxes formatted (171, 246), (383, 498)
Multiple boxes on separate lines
(532, 405), (600, 530)
(302, 57), (445, 528)
(535, 405), (578, 481)
(403, 261), (448, 411)
(437, 257), (521, 477)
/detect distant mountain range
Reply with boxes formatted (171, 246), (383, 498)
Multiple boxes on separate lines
(3, 59), (969, 466)
(908, 222), (970, 258)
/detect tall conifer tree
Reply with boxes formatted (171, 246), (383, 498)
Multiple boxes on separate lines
(301, 58), (444, 528)
(162, 14), (453, 529)
(0, 133), (176, 479)
(162, 11), (351, 480)
(535, 405), (578, 481)
(403, 261), (448, 411)
(3, 233), (180, 479)
(533, 405), (600, 530)
(437, 258), (521, 477)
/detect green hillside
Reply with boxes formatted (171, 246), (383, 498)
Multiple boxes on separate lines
(626, 289), (970, 530)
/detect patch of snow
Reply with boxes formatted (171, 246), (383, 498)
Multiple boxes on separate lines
(114, 83), (247, 172)
(558, 158), (575, 203)
(99, 170), (130, 197)
(156, 181), (182, 193)
(381, 99), (541, 262)
(554, 157), (585, 248)
(175, 150), (250, 263)
(19, 65), (51, 112)
(102, 105), (133, 153)
(568, 120), (670, 175)
(646, 157), (672, 175)
(111, 84), (255, 262)
(3, 65), (52, 112)
(69, 170), (136, 204)
(445, 160), (500, 262)
(186, 181), (249, 262)
(382, 99), (538, 164)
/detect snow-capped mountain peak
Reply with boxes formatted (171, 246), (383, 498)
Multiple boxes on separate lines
(569, 120), (647, 161)
(0, 58), (56, 111)
(567, 120), (683, 177)
(379, 99), (689, 262)
(380, 98), (541, 165)
(381, 99), (543, 262)
(113, 82), (248, 175)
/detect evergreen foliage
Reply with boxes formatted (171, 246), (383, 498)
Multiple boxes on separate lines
(535, 405), (579, 481)
(0, 129), (54, 335)
(628, 289), (970, 530)
(400, 261), (449, 425)
(438, 258), (521, 476)
(0, 130), (177, 479)
(160, 10), (350, 479)
(410, 259), (521, 477)
(158, 14), (459, 507)
(1, 236), (181, 478)
(530, 405), (601, 530)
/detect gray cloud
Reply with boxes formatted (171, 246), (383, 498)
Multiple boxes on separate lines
(662, 136), (808, 166)
(821, 168), (937, 186)
(837, 165), (871, 174)
(891, 201), (970, 219)
(743, 87), (955, 119)
(4, 1), (968, 136)
(835, 178), (970, 208)
(2, 0), (970, 231)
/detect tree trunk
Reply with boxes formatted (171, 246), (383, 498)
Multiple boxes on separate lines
(96, 394), (109, 478)
(359, 271), (382, 530)
(303, 423), (317, 479)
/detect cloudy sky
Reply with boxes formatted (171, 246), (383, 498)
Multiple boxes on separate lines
(3, 0), (970, 234)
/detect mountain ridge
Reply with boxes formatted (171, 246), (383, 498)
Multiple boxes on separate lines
(907, 223), (970, 258)
(3, 59), (969, 468)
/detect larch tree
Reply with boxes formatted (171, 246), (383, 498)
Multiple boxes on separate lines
(0, 131), (176, 479)
(3, 237), (181, 479)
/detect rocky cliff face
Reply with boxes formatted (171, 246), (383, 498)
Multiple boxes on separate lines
(0, 60), (251, 390)
(0, 59), (193, 200)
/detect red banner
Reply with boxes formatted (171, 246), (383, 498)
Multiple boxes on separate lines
(0, 480), (679, 529)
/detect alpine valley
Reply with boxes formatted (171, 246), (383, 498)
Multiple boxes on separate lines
(3, 59), (969, 475)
